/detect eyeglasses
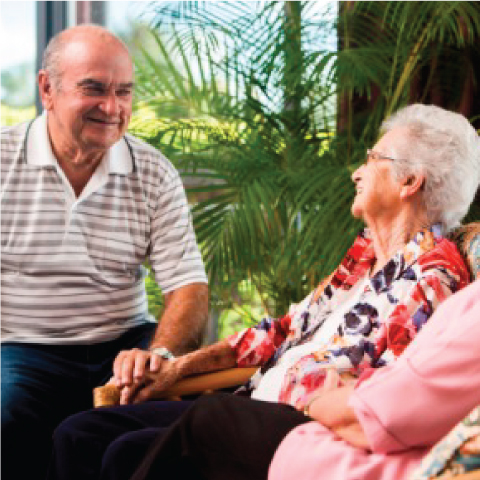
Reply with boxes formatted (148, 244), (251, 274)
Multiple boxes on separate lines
(365, 149), (397, 164)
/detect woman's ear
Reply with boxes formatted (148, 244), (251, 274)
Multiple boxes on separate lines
(400, 174), (425, 200)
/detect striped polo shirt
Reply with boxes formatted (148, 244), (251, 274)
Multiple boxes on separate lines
(1, 114), (207, 344)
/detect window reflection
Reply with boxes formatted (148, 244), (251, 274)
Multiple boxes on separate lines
(1, 1), (37, 125)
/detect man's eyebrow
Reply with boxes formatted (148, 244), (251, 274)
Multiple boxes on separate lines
(76, 79), (105, 88)
(118, 82), (135, 89)
(76, 79), (135, 89)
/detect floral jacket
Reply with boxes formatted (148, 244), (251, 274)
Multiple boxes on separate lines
(227, 225), (470, 408)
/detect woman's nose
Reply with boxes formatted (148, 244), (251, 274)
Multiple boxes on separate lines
(351, 164), (364, 183)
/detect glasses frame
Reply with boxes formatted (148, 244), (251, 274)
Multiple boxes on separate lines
(365, 149), (398, 164)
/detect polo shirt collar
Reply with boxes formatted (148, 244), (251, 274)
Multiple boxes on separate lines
(25, 111), (134, 174)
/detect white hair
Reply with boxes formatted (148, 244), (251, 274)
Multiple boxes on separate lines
(41, 24), (129, 88)
(381, 104), (480, 232)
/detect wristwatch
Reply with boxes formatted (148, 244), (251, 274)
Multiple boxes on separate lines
(149, 346), (176, 360)
(303, 392), (325, 417)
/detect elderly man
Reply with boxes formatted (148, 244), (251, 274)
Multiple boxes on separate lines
(1, 25), (208, 480)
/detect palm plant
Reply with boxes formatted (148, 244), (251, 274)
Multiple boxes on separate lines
(337, 2), (480, 142)
(129, 1), (480, 319)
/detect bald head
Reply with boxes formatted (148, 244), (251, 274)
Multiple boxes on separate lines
(42, 24), (131, 88)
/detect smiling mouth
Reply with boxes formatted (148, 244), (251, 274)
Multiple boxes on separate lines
(87, 117), (121, 125)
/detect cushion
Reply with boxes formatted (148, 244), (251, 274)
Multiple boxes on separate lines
(410, 406), (480, 479)
(449, 222), (480, 281)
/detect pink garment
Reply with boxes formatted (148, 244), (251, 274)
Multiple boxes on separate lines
(269, 279), (480, 480)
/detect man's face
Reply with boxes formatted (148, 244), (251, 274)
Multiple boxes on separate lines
(39, 35), (134, 158)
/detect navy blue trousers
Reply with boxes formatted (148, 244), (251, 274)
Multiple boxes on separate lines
(1, 323), (156, 480)
(47, 400), (193, 480)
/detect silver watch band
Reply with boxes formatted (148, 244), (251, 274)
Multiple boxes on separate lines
(149, 347), (175, 360)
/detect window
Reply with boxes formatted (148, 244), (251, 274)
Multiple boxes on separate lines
(1, 1), (37, 125)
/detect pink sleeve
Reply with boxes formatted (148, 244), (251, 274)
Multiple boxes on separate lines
(350, 280), (480, 453)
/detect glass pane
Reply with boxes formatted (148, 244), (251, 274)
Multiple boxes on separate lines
(1, 1), (37, 126)
(104, 1), (154, 49)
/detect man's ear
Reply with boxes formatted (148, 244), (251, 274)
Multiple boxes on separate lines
(400, 174), (425, 200)
(38, 70), (54, 110)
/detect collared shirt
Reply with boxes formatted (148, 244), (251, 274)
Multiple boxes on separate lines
(228, 226), (470, 407)
(1, 114), (207, 344)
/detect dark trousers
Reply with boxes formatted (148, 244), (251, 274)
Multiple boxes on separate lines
(1, 322), (156, 480)
(132, 393), (311, 480)
(47, 400), (193, 480)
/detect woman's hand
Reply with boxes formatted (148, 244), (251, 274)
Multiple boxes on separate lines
(303, 382), (371, 450)
(296, 368), (357, 412)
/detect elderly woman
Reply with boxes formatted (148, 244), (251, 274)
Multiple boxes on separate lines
(47, 103), (479, 480)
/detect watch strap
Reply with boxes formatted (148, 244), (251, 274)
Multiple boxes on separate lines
(149, 346), (175, 360)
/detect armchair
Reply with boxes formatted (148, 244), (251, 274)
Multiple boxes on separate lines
(93, 222), (480, 480)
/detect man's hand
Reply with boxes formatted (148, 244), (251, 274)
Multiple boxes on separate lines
(113, 348), (160, 388)
(123, 358), (181, 404)
(112, 350), (182, 404)
(111, 339), (238, 405)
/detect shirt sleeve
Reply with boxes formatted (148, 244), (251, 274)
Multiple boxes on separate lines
(226, 314), (292, 366)
(226, 292), (314, 366)
(149, 167), (207, 293)
(349, 281), (480, 454)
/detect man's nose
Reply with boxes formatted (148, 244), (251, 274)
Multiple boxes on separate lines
(100, 93), (119, 116)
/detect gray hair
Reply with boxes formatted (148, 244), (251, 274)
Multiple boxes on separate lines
(381, 104), (480, 232)
(41, 24), (129, 88)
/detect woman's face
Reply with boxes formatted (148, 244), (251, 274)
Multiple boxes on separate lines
(350, 128), (407, 222)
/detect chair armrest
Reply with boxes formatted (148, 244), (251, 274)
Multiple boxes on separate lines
(449, 471), (480, 480)
(161, 366), (257, 399)
(93, 367), (257, 407)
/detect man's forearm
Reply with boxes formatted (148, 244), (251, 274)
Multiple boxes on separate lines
(174, 338), (238, 379)
(150, 283), (209, 354)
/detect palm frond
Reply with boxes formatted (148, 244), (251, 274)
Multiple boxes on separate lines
(131, 0), (479, 318)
